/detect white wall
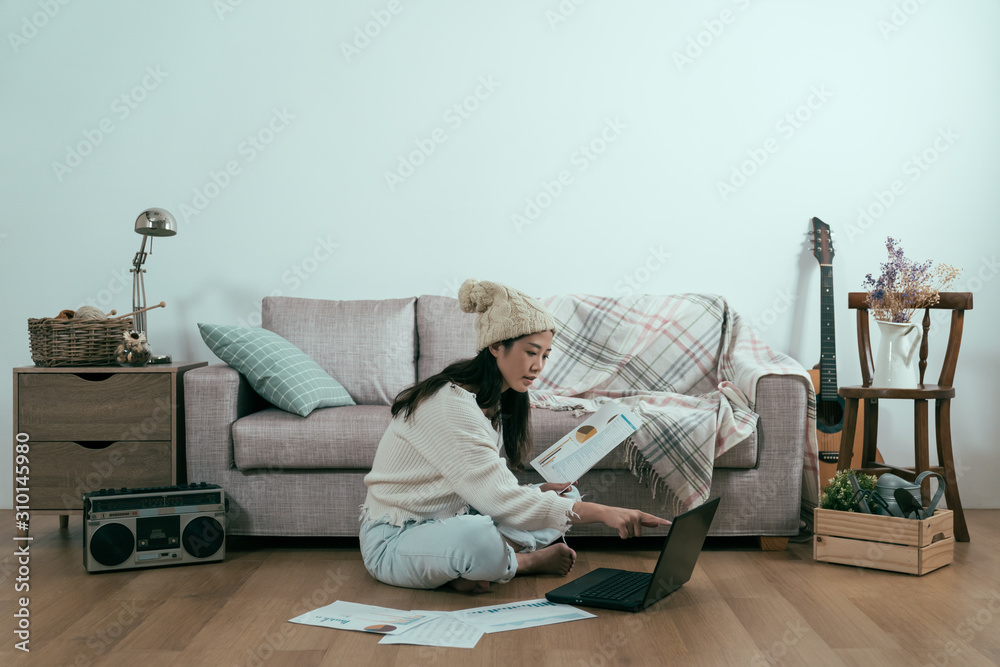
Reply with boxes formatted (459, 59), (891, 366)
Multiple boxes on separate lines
(2, 0), (998, 509)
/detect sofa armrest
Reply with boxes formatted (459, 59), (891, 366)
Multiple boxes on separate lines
(184, 363), (269, 481)
(754, 373), (810, 462)
(748, 373), (809, 517)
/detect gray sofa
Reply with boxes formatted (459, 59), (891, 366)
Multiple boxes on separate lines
(184, 294), (809, 543)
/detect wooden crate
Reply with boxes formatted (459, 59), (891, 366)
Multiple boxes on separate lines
(813, 507), (954, 575)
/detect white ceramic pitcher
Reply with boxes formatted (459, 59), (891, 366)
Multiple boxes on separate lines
(871, 320), (921, 388)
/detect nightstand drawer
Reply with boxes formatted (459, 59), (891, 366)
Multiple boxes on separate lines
(31, 441), (172, 510)
(18, 372), (172, 441)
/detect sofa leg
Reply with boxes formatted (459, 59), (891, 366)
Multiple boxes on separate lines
(758, 536), (789, 551)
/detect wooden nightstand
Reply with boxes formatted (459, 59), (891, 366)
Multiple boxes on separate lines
(12, 362), (207, 530)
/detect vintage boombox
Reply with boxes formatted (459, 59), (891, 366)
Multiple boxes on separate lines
(83, 483), (226, 573)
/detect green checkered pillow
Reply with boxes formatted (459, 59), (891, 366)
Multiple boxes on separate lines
(198, 324), (355, 416)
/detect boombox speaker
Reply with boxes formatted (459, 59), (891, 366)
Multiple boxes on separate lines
(83, 483), (226, 573)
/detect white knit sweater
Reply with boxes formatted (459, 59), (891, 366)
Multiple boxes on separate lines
(361, 383), (577, 532)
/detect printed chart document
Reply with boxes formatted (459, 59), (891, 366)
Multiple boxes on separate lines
(451, 599), (596, 633)
(378, 612), (484, 648)
(289, 600), (433, 635)
(293, 599), (593, 648)
(530, 402), (640, 484)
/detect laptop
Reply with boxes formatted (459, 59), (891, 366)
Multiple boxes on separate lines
(545, 496), (721, 612)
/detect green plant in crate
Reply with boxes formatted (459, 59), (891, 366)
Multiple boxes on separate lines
(820, 470), (878, 512)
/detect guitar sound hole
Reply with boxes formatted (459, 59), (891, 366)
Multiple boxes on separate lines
(816, 397), (845, 434)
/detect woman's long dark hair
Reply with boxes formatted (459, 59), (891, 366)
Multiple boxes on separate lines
(390, 338), (533, 468)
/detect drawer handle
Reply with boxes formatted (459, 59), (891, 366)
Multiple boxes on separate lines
(74, 441), (116, 450)
(75, 373), (113, 382)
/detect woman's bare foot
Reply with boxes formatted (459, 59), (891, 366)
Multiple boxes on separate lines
(446, 578), (491, 594)
(515, 543), (576, 576)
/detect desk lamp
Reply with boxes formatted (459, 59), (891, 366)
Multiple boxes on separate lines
(131, 208), (176, 363)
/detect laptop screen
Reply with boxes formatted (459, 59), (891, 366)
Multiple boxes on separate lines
(642, 497), (720, 607)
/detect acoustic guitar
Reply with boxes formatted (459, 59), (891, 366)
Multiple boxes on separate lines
(808, 217), (881, 486)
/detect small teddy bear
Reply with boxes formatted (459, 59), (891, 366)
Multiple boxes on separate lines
(115, 330), (152, 366)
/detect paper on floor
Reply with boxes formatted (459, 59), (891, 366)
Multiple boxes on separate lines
(378, 612), (483, 648)
(450, 598), (596, 633)
(290, 598), (595, 648)
(288, 600), (433, 635)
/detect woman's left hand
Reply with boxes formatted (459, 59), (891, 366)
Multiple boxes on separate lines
(539, 482), (577, 496)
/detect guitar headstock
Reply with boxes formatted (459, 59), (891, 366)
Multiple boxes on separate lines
(810, 217), (835, 265)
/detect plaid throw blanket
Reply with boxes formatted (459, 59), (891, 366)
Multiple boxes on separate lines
(530, 293), (819, 515)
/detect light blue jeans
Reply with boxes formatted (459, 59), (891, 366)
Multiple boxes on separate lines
(359, 485), (581, 590)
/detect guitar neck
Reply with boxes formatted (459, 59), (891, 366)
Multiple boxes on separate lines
(818, 264), (838, 401)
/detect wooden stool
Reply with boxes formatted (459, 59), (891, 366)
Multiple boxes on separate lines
(837, 292), (972, 542)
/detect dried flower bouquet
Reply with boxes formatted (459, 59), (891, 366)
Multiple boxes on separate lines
(863, 237), (961, 323)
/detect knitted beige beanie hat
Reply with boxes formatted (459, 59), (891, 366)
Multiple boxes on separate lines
(458, 279), (557, 351)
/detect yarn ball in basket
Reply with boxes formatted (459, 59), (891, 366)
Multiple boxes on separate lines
(74, 305), (108, 320)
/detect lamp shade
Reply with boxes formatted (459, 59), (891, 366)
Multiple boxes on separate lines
(134, 208), (177, 237)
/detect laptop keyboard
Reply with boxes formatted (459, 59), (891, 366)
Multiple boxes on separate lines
(581, 571), (652, 600)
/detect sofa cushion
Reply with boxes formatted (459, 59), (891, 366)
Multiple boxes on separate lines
(263, 296), (416, 406)
(198, 324), (355, 417)
(416, 295), (478, 380)
(233, 405), (392, 470)
(232, 402), (756, 473)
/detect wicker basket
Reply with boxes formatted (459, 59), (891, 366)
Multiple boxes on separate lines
(27, 316), (135, 367)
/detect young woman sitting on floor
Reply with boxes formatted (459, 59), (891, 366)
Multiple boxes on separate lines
(359, 278), (670, 593)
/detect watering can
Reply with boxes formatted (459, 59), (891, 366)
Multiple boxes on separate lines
(875, 472), (946, 519)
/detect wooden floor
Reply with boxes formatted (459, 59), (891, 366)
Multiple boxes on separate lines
(2, 511), (998, 667)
